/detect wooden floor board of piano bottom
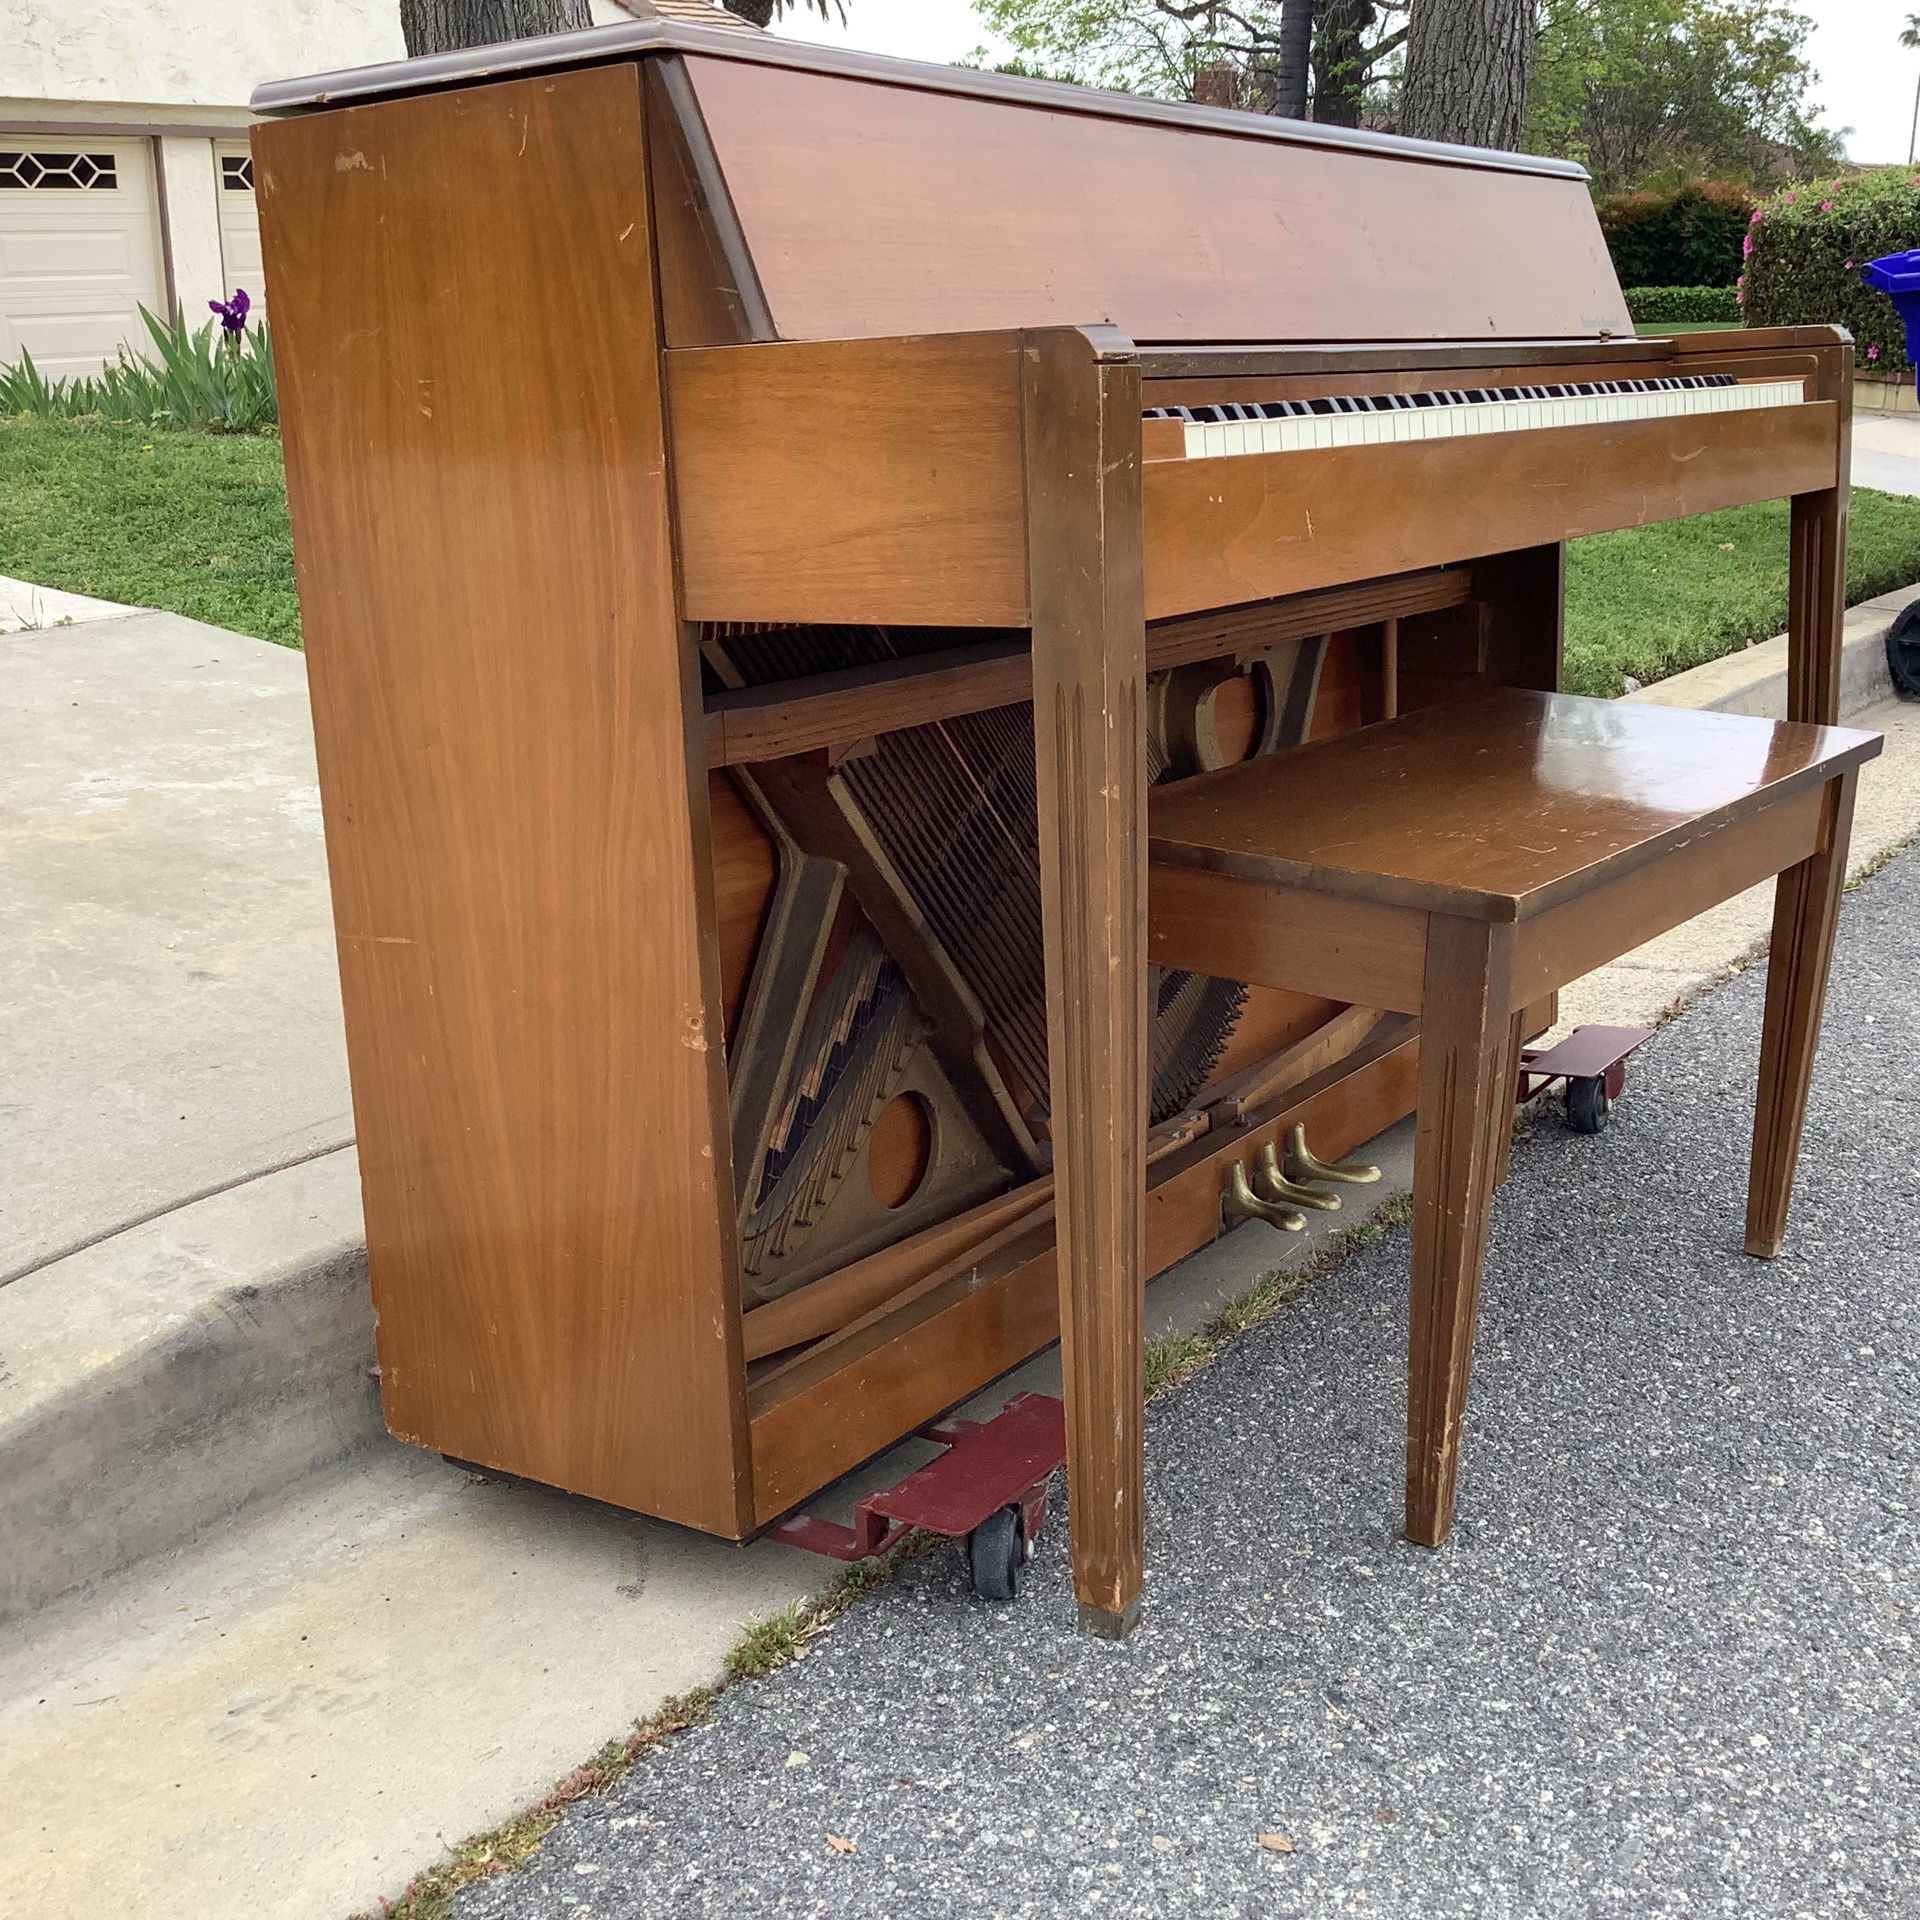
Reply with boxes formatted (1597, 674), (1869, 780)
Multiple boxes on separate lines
(742, 1022), (1420, 1528)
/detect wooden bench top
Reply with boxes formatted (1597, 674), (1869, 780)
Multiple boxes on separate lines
(1149, 688), (1881, 922)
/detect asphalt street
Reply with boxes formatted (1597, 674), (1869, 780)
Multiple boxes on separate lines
(455, 848), (1920, 1920)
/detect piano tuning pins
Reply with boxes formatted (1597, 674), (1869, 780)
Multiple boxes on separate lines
(1253, 1142), (1340, 1212)
(1223, 1161), (1305, 1233)
(1286, 1122), (1382, 1187)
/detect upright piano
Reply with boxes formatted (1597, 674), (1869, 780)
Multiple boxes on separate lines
(251, 20), (1850, 1635)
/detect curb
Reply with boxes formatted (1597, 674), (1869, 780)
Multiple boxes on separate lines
(0, 1148), (376, 1627)
(1626, 587), (1906, 718)
(3, 588), (1914, 1631)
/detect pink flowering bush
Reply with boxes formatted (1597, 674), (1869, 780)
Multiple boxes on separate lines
(1744, 167), (1920, 378)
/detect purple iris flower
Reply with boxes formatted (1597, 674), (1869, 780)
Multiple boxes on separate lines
(209, 288), (251, 336)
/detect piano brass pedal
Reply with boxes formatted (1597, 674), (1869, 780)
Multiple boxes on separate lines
(1223, 1161), (1304, 1233)
(1253, 1141), (1340, 1212)
(1285, 1122), (1382, 1187)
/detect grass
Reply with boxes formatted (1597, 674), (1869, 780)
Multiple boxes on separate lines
(5, 415), (1920, 698)
(0, 417), (297, 645)
(1564, 489), (1920, 695)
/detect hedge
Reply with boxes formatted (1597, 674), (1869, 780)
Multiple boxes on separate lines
(1622, 286), (1741, 325)
(1743, 168), (1920, 380)
(1597, 181), (1755, 290)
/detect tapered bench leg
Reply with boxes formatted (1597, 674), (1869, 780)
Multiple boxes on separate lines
(1407, 914), (1517, 1547)
(1746, 772), (1857, 1259)
(1492, 1008), (1526, 1188)
(1025, 327), (1151, 1638)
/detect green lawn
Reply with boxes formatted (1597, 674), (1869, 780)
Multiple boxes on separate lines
(5, 417), (1920, 697)
(1565, 491), (1920, 694)
(0, 417), (299, 645)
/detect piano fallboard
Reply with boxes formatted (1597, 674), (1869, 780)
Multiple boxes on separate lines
(664, 329), (1844, 629)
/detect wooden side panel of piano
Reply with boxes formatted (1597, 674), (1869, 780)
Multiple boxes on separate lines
(255, 66), (756, 1537)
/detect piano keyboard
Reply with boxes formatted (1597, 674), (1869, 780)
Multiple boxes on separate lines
(1149, 374), (1806, 459)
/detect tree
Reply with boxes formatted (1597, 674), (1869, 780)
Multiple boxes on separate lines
(1313, 0), (1401, 127)
(1902, 11), (1920, 167)
(1525, 0), (1844, 195)
(401, 0), (844, 58)
(719, 0), (845, 24)
(401, 0), (584, 54)
(974, 0), (1406, 122)
(1273, 0), (1316, 118)
(1400, 0), (1536, 150)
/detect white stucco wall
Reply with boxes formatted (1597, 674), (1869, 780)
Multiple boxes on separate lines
(9, 0), (406, 112)
(157, 137), (227, 315)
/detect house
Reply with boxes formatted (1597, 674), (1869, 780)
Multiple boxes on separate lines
(1, 0), (756, 376)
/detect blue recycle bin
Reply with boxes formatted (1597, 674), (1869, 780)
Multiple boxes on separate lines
(1863, 250), (1920, 402)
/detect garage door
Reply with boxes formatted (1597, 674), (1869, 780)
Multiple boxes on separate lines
(215, 142), (265, 320)
(0, 136), (165, 379)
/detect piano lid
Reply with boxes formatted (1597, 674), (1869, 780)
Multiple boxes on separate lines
(251, 20), (1631, 348)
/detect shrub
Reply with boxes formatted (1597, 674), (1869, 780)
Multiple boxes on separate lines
(1622, 285), (1741, 325)
(1597, 181), (1755, 291)
(1744, 168), (1920, 380)
(0, 305), (277, 433)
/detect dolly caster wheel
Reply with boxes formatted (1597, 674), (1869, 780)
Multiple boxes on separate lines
(967, 1503), (1024, 1601)
(1566, 1074), (1611, 1135)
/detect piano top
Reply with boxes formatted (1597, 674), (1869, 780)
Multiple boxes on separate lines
(251, 21), (1631, 349)
(250, 19), (1578, 179)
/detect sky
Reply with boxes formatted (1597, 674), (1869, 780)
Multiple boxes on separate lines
(769, 0), (1920, 167)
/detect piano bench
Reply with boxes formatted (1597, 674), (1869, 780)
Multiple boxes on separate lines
(1148, 687), (1882, 1550)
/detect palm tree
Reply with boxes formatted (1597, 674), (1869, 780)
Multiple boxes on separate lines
(1905, 13), (1920, 166)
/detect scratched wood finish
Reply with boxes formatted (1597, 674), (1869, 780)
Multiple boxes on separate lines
(708, 772), (776, 1038)
(668, 333), (1029, 626)
(254, 68), (753, 1534)
(1142, 403), (1840, 620)
(1747, 773), (1858, 1257)
(1405, 915), (1515, 1545)
(1024, 327), (1151, 1638)
(682, 56), (1627, 344)
(1788, 347), (1854, 724)
(1149, 862), (1428, 1014)
(643, 60), (768, 349)
(1149, 690), (1881, 922)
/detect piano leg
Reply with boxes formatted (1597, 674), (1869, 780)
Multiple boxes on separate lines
(1405, 914), (1518, 1549)
(1745, 770), (1858, 1259)
(1024, 325), (1150, 1639)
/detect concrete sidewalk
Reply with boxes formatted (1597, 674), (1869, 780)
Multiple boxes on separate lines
(0, 611), (364, 1621)
(1852, 410), (1920, 498)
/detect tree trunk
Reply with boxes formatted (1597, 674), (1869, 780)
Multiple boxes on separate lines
(723, 0), (777, 23)
(1400, 0), (1536, 151)
(400, 0), (588, 56)
(1272, 0), (1315, 120)
(1311, 0), (1375, 127)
